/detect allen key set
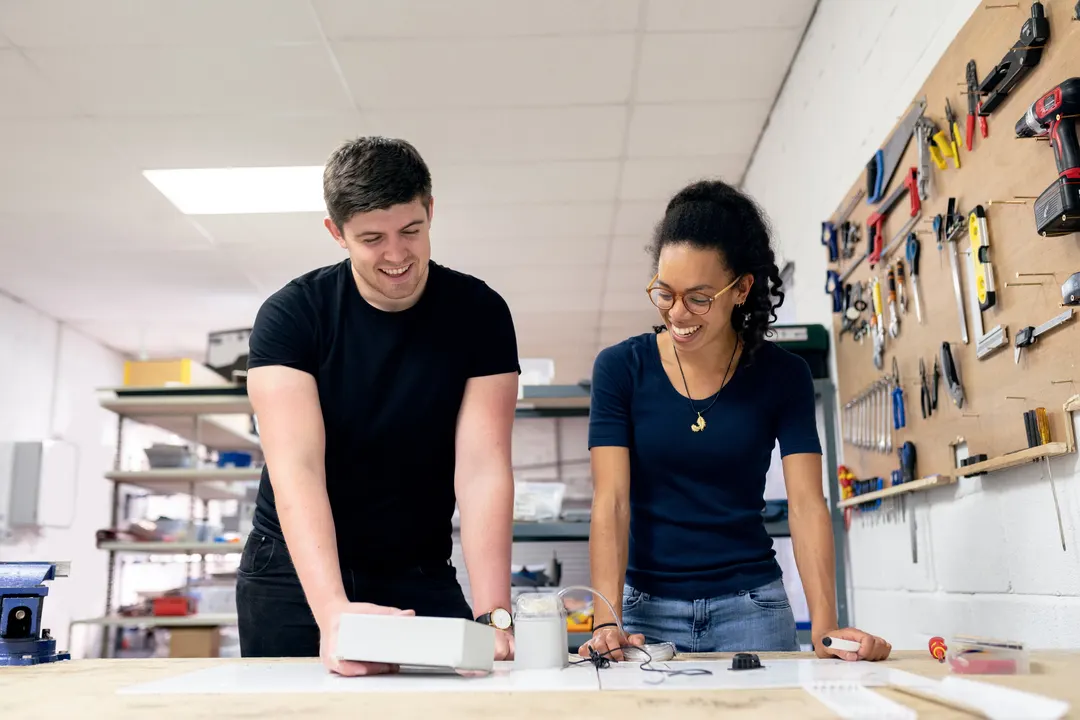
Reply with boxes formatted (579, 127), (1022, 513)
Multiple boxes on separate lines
(843, 377), (894, 454)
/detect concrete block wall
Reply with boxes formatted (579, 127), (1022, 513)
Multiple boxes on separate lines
(0, 289), (124, 656)
(742, 0), (1080, 647)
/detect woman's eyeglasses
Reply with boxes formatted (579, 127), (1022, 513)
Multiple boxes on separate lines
(645, 274), (740, 315)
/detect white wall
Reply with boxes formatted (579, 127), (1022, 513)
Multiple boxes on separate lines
(0, 289), (126, 656)
(743, 0), (1080, 648)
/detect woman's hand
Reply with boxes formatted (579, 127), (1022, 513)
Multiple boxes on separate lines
(578, 625), (645, 662)
(814, 627), (892, 662)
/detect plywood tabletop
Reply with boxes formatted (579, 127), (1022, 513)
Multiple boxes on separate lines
(2, 651), (1079, 719)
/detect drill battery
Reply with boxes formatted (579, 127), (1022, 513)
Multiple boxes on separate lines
(1033, 172), (1080, 237)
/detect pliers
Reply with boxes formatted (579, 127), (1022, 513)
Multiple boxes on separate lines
(919, 358), (932, 419)
(945, 97), (963, 166)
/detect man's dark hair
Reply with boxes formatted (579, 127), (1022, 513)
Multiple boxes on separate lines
(323, 136), (433, 229)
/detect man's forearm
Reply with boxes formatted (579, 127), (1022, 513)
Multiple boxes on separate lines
(789, 500), (838, 630)
(457, 471), (513, 615)
(589, 497), (629, 626)
(274, 471), (348, 628)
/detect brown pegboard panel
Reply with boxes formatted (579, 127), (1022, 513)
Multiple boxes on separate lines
(829, 1), (1080, 483)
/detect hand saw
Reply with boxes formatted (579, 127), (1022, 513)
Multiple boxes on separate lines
(866, 97), (927, 204)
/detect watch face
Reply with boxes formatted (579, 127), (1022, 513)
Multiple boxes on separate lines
(492, 608), (512, 630)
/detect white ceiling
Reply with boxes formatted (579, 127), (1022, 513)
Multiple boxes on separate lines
(0, 0), (815, 383)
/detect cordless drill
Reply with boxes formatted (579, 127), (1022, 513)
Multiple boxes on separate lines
(1015, 78), (1080, 237)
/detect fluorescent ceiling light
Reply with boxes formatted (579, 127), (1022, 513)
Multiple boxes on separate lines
(143, 166), (325, 215)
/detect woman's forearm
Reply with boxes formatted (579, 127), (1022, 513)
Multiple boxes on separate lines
(589, 493), (630, 625)
(789, 499), (838, 631)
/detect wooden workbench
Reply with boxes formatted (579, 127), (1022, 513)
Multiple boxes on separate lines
(2, 651), (1078, 718)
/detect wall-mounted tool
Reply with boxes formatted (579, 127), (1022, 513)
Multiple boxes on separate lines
(822, 189), (865, 264)
(868, 167), (921, 269)
(896, 259), (908, 316)
(905, 234), (925, 324)
(967, 205), (1008, 359)
(931, 356), (940, 410)
(1063, 272), (1080, 306)
(1014, 78), (1080, 237)
(840, 221), (859, 260)
(826, 270), (843, 313)
(892, 358), (906, 430)
(940, 200), (970, 344)
(898, 441), (918, 562)
(946, 98), (964, 164)
(1014, 308), (1075, 363)
(966, 60), (989, 150)
(915, 116), (938, 200)
(867, 98), (927, 204)
(887, 265), (901, 338)
(978, 1), (1051, 117)
(871, 276), (885, 369)
(940, 342), (965, 408)
(0, 562), (71, 666)
(919, 358), (932, 419)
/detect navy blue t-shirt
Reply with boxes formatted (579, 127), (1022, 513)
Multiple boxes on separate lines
(588, 332), (822, 601)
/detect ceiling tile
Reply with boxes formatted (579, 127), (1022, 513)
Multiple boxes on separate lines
(511, 311), (600, 342)
(97, 115), (363, 170)
(0, 0), (320, 47)
(333, 35), (635, 109)
(619, 155), (748, 201)
(0, 210), (212, 252)
(636, 30), (801, 103)
(0, 48), (79, 118)
(645, 0), (817, 31)
(67, 322), (222, 361)
(432, 161), (619, 206)
(314, 0), (639, 39)
(218, 240), (347, 295)
(359, 106), (627, 163)
(614, 200), (666, 237)
(437, 236), (611, 269)
(435, 202), (614, 240)
(627, 101), (771, 157)
(25, 45), (355, 117)
(608, 232), (656, 262)
(195, 213), (329, 247)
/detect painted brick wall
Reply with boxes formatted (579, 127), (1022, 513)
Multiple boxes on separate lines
(0, 290), (125, 656)
(742, 0), (1080, 648)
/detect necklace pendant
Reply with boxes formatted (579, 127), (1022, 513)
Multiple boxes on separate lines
(691, 414), (706, 432)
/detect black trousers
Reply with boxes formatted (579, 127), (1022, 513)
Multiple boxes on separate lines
(235, 532), (474, 657)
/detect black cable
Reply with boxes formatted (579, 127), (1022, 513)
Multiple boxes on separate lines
(571, 644), (713, 678)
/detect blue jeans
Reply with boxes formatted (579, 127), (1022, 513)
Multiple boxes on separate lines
(621, 577), (799, 653)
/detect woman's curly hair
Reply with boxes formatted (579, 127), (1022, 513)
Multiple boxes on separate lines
(647, 179), (785, 361)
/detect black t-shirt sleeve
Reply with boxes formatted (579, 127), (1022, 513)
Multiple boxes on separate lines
(466, 284), (520, 378)
(775, 352), (823, 456)
(247, 284), (319, 376)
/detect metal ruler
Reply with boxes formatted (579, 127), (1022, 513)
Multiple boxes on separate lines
(1015, 308), (1075, 363)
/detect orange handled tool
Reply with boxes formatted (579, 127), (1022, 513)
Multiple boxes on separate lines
(929, 636), (947, 662)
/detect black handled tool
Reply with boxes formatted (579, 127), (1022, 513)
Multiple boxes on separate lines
(919, 358), (932, 419)
(1014, 309), (1075, 363)
(978, 1), (1050, 117)
(1063, 272), (1080, 306)
(940, 342), (964, 409)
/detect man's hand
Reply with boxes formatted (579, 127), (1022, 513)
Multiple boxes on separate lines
(578, 626), (645, 663)
(318, 601), (415, 676)
(495, 629), (515, 661)
(814, 627), (892, 662)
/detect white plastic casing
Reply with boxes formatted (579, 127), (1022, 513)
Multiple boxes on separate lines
(335, 614), (495, 672)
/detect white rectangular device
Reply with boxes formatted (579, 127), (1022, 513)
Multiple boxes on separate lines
(335, 614), (496, 672)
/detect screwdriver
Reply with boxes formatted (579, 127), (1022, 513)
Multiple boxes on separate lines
(896, 259), (908, 315)
(905, 233), (924, 324)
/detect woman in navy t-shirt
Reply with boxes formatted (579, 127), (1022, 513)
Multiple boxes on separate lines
(580, 180), (891, 662)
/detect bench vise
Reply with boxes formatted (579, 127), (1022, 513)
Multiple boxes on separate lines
(0, 561), (72, 666)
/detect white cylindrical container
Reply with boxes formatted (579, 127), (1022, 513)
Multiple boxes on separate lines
(513, 592), (568, 670)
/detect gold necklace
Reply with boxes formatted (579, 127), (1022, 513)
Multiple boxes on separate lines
(671, 334), (740, 432)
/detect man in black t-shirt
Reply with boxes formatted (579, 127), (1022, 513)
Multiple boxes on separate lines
(237, 137), (521, 675)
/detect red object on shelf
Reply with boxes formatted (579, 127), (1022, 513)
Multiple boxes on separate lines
(152, 596), (196, 616)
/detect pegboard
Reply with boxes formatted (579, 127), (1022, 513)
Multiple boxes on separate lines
(828, 1), (1080, 484)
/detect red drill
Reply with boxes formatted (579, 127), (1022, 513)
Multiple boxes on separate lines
(1015, 78), (1080, 237)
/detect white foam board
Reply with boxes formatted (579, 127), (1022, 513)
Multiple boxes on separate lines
(118, 661), (602, 695)
(336, 614), (495, 672)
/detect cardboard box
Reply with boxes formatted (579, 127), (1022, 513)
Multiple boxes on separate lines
(169, 627), (221, 658)
(123, 358), (230, 388)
